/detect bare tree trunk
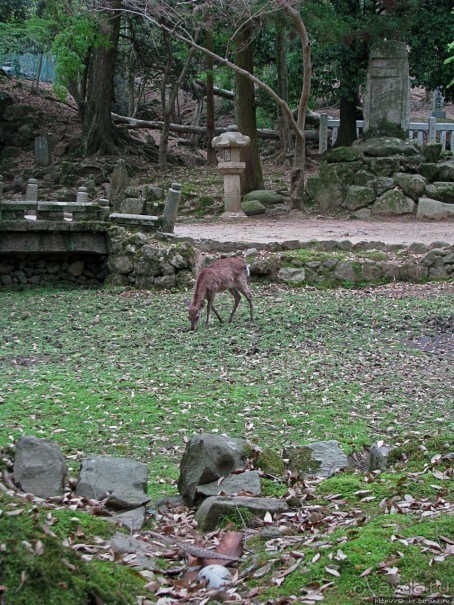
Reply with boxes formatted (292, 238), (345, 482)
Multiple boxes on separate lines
(279, 1), (312, 208)
(159, 28), (199, 169)
(190, 97), (203, 148)
(234, 21), (264, 195)
(206, 29), (217, 166)
(32, 51), (43, 93)
(276, 14), (293, 159)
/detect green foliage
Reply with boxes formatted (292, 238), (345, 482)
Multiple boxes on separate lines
(407, 0), (454, 100)
(51, 14), (104, 84)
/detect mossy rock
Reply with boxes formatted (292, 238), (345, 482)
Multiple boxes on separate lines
(422, 143), (442, 164)
(354, 136), (420, 157)
(371, 189), (416, 215)
(425, 182), (454, 204)
(353, 169), (375, 186)
(393, 172), (427, 201)
(420, 162), (454, 183)
(242, 190), (285, 206)
(344, 186), (376, 211)
(255, 447), (285, 476)
(324, 147), (362, 163)
(366, 157), (400, 177)
(241, 199), (266, 215)
(368, 176), (395, 196)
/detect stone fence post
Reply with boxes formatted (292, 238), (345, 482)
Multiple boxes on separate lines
(26, 178), (38, 201)
(428, 117), (437, 144)
(319, 114), (328, 154)
(162, 182), (182, 233)
(76, 186), (89, 203)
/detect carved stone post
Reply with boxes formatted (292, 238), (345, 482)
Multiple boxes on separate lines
(26, 178), (39, 201)
(162, 182), (181, 233)
(212, 132), (250, 220)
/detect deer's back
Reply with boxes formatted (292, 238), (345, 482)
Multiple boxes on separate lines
(199, 257), (247, 293)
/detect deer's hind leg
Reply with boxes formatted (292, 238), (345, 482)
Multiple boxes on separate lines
(236, 280), (254, 322)
(228, 288), (242, 323)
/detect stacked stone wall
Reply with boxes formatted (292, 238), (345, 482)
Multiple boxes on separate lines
(0, 254), (107, 287)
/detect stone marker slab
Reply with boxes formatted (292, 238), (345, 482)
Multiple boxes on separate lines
(76, 456), (150, 509)
(195, 496), (289, 531)
(283, 440), (350, 479)
(196, 470), (261, 498)
(13, 435), (67, 498)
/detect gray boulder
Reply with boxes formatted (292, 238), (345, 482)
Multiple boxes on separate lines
(371, 190), (416, 215)
(121, 197), (145, 215)
(368, 442), (394, 472)
(425, 182), (454, 204)
(242, 190), (285, 207)
(76, 456), (150, 509)
(241, 199), (266, 215)
(111, 506), (147, 531)
(344, 186), (376, 211)
(283, 440), (350, 479)
(420, 162), (454, 183)
(196, 470), (261, 498)
(417, 198), (454, 220)
(195, 496), (289, 531)
(393, 173), (427, 201)
(277, 267), (306, 285)
(178, 433), (249, 505)
(353, 137), (420, 157)
(13, 435), (67, 498)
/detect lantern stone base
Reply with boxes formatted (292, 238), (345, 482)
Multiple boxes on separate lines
(221, 210), (248, 222)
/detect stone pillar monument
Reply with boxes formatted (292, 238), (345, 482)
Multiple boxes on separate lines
(363, 41), (410, 137)
(212, 132), (250, 220)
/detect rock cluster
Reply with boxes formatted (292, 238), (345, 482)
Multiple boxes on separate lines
(11, 433), (396, 532)
(105, 228), (196, 289)
(306, 138), (454, 219)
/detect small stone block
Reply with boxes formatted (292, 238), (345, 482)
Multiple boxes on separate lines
(109, 213), (161, 228)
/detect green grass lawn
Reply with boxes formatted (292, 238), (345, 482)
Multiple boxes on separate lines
(1, 282), (452, 494)
(0, 282), (452, 604)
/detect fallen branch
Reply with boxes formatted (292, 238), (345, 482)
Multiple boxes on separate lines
(146, 530), (240, 563)
(111, 113), (319, 141)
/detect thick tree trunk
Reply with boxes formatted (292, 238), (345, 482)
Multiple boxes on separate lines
(334, 93), (359, 147)
(234, 22), (264, 195)
(81, 6), (121, 155)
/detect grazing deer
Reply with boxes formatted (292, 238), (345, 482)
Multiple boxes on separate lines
(187, 257), (254, 331)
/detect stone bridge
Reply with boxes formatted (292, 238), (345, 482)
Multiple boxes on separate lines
(0, 178), (161, 286)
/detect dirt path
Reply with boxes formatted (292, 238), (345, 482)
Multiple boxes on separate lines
(175, 213), (454, 245)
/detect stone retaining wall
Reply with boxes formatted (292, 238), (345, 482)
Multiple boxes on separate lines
(0, 254), (108, 287)
(0, 228), (452, 289)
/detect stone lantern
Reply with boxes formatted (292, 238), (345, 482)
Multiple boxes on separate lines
(212, 131), (250, 220)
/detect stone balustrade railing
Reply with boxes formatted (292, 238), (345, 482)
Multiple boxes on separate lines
(0, 199), (110, 222)
(0, 177), (110, 223)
